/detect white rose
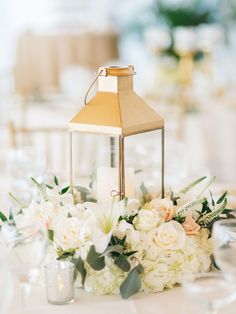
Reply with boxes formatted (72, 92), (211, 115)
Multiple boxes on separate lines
(124, 199), (140, 216)
(113, 220), (134, 239)
(152, 221), (186, 250)
(150, 198), (176, 221)
(53, 217), (83, 250)
(134, 209), (162, 232)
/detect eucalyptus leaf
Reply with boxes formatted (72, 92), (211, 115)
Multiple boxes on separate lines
(87, 245), (105, 271)
(114, 255), (130, 272)
(102, 244), (124, 256)
(72, 257), (87, 287)
(120, 264), (143, 299)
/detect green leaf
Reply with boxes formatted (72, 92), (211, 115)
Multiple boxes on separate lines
(0, 212), (8, 223)
(102, 244), (124, 256)
(179, 176), (207, 194)
(67, 212), (72, 218)
(198, 199), (227, 227)
(124, 250), (138, 257)
(170, 189), (180, 206)
(217, 191), (227, 205)
(31, 177), (48, 201)
(197, 177), (216, 197)
(120, 235), (126, 246)
(46, 184), (53, 189)
(57, 248), (75, 260)
(72, 257), (87, 287)
(54, 175), (59, 186)
(209, 191), (215, 206)
(48, 229), (54, 241)
(176, 198), (207, 217)
(134, 169), (143, 174)
(120, 264), (144, 299)
(87, 245), (105, 271)
(8, 192), (27, 208)
(9, 208), (14, 221)
(114, 255), (131, 272)
(60, 186), (70, 195)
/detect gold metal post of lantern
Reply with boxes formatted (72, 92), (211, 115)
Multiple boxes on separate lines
(68, 65), (165, 201)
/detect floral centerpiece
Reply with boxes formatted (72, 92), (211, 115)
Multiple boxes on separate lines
(1, 176), (233, 299)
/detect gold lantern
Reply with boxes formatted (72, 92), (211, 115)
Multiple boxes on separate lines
(68, 65), (165, 202)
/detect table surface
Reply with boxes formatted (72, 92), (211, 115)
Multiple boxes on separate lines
(9, 283), (236, 314)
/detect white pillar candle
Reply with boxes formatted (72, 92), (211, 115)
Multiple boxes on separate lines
(97, 166), (135, 205)
(44, 261), (75, 305)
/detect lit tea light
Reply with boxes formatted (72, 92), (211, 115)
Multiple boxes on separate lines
(44, 261), (75, 305)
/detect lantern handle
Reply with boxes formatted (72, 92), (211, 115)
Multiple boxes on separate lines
(84, 68), (104, 106)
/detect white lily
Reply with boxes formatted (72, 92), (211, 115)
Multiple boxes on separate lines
(84, 201), (123, 253)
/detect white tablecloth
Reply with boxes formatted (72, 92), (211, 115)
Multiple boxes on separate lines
(9, 284), (236, 314)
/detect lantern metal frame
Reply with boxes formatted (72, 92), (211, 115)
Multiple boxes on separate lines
(68, 66), (165, 200)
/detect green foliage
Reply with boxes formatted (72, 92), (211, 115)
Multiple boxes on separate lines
(31, 177), (48, 201)
(180, 176), (207, 194)
(0, 212), (8, 223)
(48, 229), (54, 241)
(120, 264), (144, 299)
(60, 186), (70, 195)
(153, 0), (218, 28)
(72, 257), (87, 286)
(57, 248), (76, 260)
(87, 246), (105, 271)
(114, 255), (131, 272)
(54, 175), (59, 186)
(176, 198), (207, 217)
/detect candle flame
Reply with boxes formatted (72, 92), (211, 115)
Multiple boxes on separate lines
(57, 274), (64, 291)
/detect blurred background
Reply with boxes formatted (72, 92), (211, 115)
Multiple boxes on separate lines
(0, 0), (236, 205)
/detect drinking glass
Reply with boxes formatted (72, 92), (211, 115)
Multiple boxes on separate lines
(182, 272), (236, 314)
(212, 219), (236, 277)
(1, 223), (47, 307)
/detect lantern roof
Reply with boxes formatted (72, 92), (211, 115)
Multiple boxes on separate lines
(69, 66), (164, 136)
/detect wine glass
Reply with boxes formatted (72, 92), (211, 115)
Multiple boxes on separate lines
(1, 223), (47, 307)
(212, 219), (236, 278)
(6, 146), (47, 203)
(182, 272), (236, 314)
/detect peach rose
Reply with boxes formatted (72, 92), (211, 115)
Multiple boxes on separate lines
(182, 214), (200, 235)
(151, 198), (176, 221)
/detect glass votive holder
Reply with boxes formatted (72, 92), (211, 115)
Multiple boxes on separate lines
(44, 261), (75, 305)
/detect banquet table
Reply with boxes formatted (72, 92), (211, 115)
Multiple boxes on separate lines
(9, 284), (236, 314)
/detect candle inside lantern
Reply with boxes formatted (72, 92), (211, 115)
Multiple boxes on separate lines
(44, 261), (75, 305)
(97, 167), (135, 205)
